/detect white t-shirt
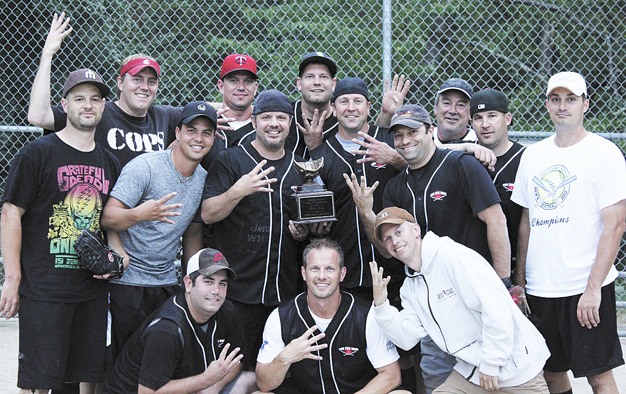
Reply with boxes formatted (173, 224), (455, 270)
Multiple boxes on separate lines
(433, 127), (477, 146)
(257, 306), (399, 369)
(511, 133), (626, 297)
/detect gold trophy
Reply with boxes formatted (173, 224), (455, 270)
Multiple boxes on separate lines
(292, 158), (337, 224)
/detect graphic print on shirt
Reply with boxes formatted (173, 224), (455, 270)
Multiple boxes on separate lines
(106, 128), (165, 154)
(48, 165), (112, 269)
(532, 164), (577, 210)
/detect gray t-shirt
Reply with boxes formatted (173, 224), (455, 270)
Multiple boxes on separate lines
(110, 150), (206, 286)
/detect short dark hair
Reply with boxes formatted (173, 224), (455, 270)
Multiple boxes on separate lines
(302, 237), (344, 268)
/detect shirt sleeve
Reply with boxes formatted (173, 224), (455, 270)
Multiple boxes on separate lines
(256, 309), (286, 364)
(457, 154), (501, 216)
(365, 307), (400, 369)
(2, 148), (38, 208)
(203, 150), (237, 200)
(138, 320), (184, 390)
(109, 156), (151, 208)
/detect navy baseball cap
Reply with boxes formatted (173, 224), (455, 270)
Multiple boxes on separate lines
(437, 78), (473, 99)
(186, 248), (236, 280)
(62, 68), (110, 98)
(470, 89), (509, 116)
(332, 77), (368, 103)
(298, 52), (338, 78)
(252, 90), (294, 116)
(179, 101), (218, 129)
(389, 104), (432, 132)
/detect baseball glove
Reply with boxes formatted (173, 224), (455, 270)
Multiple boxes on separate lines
(509, 285), (531, 316)
(74, 230), (124, 279)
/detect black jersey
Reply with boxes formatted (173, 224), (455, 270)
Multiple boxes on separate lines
(491, 141), (525, 263)
(203, 142), (306, 306)
(286, 100), (339, 159)
(310, 125), (403, 289)
(383, 148), (501, 263)
(105, 293), (245, 392)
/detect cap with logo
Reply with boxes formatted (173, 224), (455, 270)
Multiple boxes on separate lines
(437, 78), (473, 100)
(62, 68), (110, 98)
(220, 54), (258, 79)
(179, 101), (218, 129)
(119, 57), (161, 78)
(374, 207), (416, 243)
(389, 104), (432, 132)
(252, 89), (293, 116)
(331, 77), (368, 103)
(186, 248), (237, 280)
(546, 71), (587, 97)
(298, 51), (338, 78)
(470, 89), (509, 116)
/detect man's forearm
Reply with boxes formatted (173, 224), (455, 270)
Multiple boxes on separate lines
(586, 201), (626, 290)
(28, 44), (55, 129)
(355, 362), (402, 394)
(201, 192), (243, 224)
(255, 358), (290, 393)
(514, 209), (530, 286)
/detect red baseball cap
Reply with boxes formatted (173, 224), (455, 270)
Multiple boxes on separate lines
(119, 57), (161, 78)
(219, 54), (257, 79)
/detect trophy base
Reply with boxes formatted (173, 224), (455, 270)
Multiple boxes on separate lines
(291, 217), (338, 225)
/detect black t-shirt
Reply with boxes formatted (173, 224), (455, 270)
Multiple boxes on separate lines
(310, 125), (404, 289)
(200, 116), (256, 171)
(286, 100), (339, 159)
(491, 141), (525, 263)
(383, 148), (500, 263)
(203, 143), (306, 306)
(2, 134), (120, 302)
(51, 101), (180, 167)
(106, 293), (246, 392)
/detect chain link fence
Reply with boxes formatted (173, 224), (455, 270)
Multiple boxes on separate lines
(1, 0), (625, 332)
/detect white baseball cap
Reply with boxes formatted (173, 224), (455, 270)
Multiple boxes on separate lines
(546, 72), (587, 97)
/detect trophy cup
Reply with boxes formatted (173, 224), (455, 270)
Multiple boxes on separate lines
(292, 158), (337, 224)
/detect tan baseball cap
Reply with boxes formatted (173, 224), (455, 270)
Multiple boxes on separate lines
(374, 207), (416, 242)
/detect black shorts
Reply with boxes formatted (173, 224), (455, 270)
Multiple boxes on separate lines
(18, 295), (108, 389)
(527, 283), (624, 377)
(109, 283), (179, 367)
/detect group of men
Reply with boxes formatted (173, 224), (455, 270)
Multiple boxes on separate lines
(0, 11), (624, 394)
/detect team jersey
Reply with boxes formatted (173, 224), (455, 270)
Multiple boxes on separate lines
(383, 148), (500, 263)
(203, 142), (306, 306)
(310, 125), (403, 289)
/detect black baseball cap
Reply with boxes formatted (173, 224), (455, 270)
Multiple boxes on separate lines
(331, 77), (368, 103)
(252, 90), (294, 116)
(179, 101), (218, 129)
(298, 52), (337, 78)
(437, 78), (473, 100)
(62, 68), (110, 98)
(470, 89), (509, 116)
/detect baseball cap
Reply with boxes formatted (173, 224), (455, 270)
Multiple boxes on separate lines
(389, 104), (432, 132)
(546, 71), (587, 97)
(298, 51), (337, 78)
(374, 207), (416, 243)
(62, 68), (110, 98)
(179, 101), (218, 129)
(437, 78), (473, 99)
(252, 90), (294, 116)
(331, 77), (368, 103)
(186, 248), (237, 280)
(470, 89), (509, 116)
(119, 57), (161, 78)
(220, 54), (258, 79)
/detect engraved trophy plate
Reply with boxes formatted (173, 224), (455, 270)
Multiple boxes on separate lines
(292, 158), (337, 224)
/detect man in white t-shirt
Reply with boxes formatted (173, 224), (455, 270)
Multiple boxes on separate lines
(255, 238), (407, 394)
(512, 71), (626, 394)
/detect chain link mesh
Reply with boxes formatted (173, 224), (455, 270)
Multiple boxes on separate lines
(0, 0), (625, 331)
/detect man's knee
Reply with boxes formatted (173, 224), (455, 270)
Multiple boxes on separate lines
(587, 370), (618, 393)
(543, 370), (570, 393)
